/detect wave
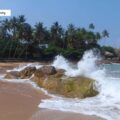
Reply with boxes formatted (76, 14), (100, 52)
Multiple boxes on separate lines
(40, 50), (120, 120)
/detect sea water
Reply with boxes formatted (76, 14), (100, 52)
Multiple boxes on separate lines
(39, 51), (120, 120)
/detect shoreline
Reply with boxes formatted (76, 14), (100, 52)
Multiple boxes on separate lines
(0, 62), (104, 120)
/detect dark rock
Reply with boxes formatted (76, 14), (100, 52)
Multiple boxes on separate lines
(19, 67), (36, 79)
(34, 66), (57, 78)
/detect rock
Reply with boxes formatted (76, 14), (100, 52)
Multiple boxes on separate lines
(34, 66), (57, 78)
(19, 67), (36, 79)
(33, 68), (98, 98)
(54, 69), (65, 77)
(40, 66), (57, 75)
(4, 71), (19, 79)
(60, 77), (98, 98)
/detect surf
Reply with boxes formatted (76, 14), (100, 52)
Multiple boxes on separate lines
(39, 50), (120, 120)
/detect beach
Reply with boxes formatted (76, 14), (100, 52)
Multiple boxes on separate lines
(0, 62), (104, 120)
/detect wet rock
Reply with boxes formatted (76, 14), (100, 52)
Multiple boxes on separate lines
(34, 66), (57, 78)
(19, 67), (36, 79)
(33, 68), (98, 98)
(54, 69), (65, 77)
(59, 77), (98, 98)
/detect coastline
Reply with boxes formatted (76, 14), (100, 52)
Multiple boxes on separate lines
(0, 62), (104, 120)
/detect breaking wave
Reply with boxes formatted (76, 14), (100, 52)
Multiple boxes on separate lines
(39, 50), (120, 120)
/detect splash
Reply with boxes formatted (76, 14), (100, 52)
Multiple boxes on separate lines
(40, 50), (120, 120)
(52, 50), (103, 78)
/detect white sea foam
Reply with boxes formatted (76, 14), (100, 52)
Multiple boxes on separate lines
(7, 63), (43, 72)
(39, 50), (120, 120)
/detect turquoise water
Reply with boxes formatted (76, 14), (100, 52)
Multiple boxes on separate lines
(102, 64), (120, 72)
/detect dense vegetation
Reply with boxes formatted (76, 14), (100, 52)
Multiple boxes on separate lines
(0, 15), (109, 60)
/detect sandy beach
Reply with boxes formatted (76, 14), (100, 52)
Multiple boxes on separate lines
(0, 62), (104, 120)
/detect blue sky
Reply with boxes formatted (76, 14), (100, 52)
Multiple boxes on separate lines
(0, 0), (120, 47)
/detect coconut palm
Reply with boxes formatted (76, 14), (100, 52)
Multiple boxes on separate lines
(33, 22), (46, 44)
(102, 30), (109, 38)
(95, 32), (101, 40)
(66, 24), (76, 48)
(50, 22), (64, 47)
(89, 23), (95, 30)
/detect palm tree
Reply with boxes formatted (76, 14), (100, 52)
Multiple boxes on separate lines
(89, 23), (95, 30)
(50, 22), (64, 47)
(18, 23), (33, 59)
(33, 22), (46, 44)
(10, 17), (19, 40)
(1, 18), (11, 39)
(18, 15), (26, 23)
(95, 32), (101, 40)
(102, 30), (109, 38)
(13, 15), (26, 58)
(66, 24), (76, 48)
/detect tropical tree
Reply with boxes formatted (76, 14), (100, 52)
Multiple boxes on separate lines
(50, 22), (64, 47)
(33, 22), (46, 44)
(66, 24), (76, 48)
(89, 23), (95, 30)
(102, 30), (109, 38)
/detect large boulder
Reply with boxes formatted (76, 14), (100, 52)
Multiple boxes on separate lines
(19, 66), (36, 79)
(33, 68), (98, 98)
(59, 77), (98, 98)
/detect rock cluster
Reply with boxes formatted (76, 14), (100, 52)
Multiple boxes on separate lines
(4, 65), (98, 98)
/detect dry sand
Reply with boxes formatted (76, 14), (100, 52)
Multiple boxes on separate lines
(0, 62), (104, 120)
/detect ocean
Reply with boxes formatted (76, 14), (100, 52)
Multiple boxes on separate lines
(39, 51), (120, 120)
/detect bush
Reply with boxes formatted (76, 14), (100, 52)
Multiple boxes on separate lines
(42, 46), (61, 59)
(61, 48), (84, 60)
(101, 46), (116, 56)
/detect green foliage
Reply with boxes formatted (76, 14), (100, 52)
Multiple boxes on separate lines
(42, 46), (60, 58)
(0, 15), (109, 60)
(101, 46), (116, 56)
(62, 48), (84, 60)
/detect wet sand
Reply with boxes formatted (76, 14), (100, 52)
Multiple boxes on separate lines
(0, 62), (104, 120)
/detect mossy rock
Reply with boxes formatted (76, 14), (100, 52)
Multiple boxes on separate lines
(60, 77), (98, 98)
(33, 71), (98, 98)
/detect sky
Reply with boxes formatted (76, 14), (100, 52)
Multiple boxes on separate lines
(0, 0), (120, 48)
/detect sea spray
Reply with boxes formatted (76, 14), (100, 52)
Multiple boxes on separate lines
(52, 50), (102, 77)
(52, 55), (72, 71)
(40, 50), (120, 120)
